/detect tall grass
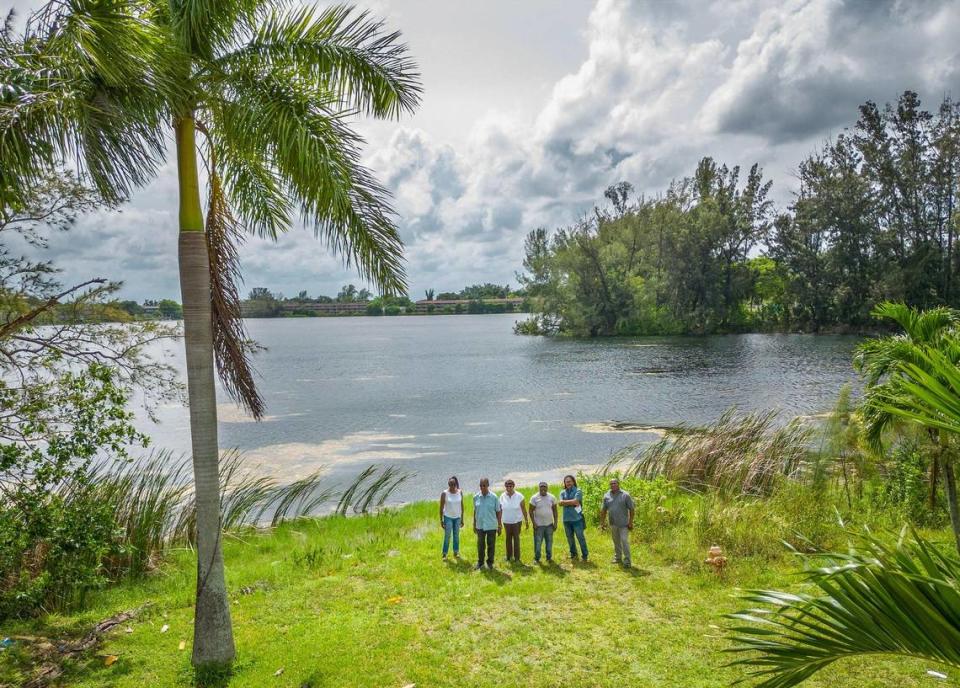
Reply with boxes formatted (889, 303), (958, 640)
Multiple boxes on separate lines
(607, 409), (812, 496)
(86, 451), (411, 578)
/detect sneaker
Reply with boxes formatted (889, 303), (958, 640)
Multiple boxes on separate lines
(454, 552), (460, 558)
(611, 557), (621, 564)
(534, 558), (541, 563)
(475, 563), (484, 570)
(487, 563), (494, 570)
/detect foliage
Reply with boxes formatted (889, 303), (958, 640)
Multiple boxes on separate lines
(0, 364), (149, 618)
(608, 410), (812, 496)
(157, 299), (182, 319)
(874, 439), (947, 527)
(726, 529), (960, 688)
(0, 172), (179, 403)
(517, 91), (960, 336)
(1, 426), (413, 620)
(855, 302), (960, 554)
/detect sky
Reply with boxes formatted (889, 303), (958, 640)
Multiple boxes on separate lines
(13, 0), (960, 302)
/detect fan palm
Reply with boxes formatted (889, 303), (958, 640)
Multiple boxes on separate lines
(854, 302), (960, 554)
(1, 0), (420, 667)
(726, 530), (960, 688)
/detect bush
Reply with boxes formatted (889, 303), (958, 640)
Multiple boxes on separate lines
(874, 439), (946, 527)
(0, 365), (146, 618)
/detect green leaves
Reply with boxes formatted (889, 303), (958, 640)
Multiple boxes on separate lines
(218, 4), (421, 119)
(725, 530), (960, 688)
(854, 302), (960, 450)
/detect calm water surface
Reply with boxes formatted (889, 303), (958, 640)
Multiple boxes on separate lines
(145, 314), (861, 501)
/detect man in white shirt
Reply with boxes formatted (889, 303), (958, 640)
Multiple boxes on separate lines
(499, 479), (528, 562)
(528, 481), (558, 563)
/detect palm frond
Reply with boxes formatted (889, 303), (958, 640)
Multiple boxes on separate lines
(165, 0), (261, 60)
(209, 73), (407, 293)
(725, 529), (960, 688)
(216, 4), (421, 119)
(1, 1), (183, 207)
(204, 149), (265, 419)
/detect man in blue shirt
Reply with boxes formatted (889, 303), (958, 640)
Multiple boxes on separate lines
(558, 474), (588, 560)
(473, 478), (502, 570)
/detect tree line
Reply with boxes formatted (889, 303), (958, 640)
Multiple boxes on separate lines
(518, 91), (960, 336)
(242, 282), (525, 317)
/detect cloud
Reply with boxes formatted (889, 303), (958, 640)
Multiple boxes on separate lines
(701, 0), (960, 142)
(25, 0), (960, 301)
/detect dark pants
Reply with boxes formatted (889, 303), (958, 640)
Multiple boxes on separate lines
(564, 518), (588, 559)
(504, 522), (522, 560)
(477, 529), (497, 566)
(533, 525), (554, 561)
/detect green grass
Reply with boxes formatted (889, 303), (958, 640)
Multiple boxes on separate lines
(2, 498), (955, 688)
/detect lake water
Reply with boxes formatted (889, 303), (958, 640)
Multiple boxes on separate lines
(143, 314), (862, 501)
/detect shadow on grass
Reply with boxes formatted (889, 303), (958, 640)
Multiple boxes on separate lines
(443, 557), (474, 574)
(537, 560), (569, 578)
(507, 560), (536, 577)
(621, 566), (652, 578)
(478, 567), (512, 585)
(571, 558), (598, 570)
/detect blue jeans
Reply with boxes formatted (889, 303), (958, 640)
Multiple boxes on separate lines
(442, 515), (461, 556)
(533, 525), (554, 561)
(563, 518), (588, 559)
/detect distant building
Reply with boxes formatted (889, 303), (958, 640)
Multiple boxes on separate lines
(280, 301), (369, 315)
(142, 302), (160, 314)
(413, 297), (524, 313)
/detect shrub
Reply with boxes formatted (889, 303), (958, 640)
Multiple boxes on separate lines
(874, 439), (946, 527)
(0, 365), (147, 618)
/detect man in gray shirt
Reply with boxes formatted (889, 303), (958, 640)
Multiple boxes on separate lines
(600, 478), (635, 567)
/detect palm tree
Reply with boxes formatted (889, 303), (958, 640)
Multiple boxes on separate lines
(854, 302), (960, 554)
(2, 1), (420, 667)
(727, 529), (960, 688)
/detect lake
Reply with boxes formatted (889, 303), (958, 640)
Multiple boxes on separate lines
(143, 314), (862, 501)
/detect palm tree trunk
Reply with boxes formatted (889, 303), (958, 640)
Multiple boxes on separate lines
(943, 454), (960, 557)
(176, 115), (235, 667)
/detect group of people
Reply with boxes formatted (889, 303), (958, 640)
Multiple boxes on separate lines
(438, 474), (636, 570)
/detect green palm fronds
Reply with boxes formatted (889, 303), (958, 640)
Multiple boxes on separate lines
(726, 530), (960, 688)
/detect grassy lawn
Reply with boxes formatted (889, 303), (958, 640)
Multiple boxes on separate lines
(1, 498), (954, 688)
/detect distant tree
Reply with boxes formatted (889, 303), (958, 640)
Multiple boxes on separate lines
(117, 300), (145, 317)
(337, 284), (358, 302)
(158, 299), (183, 319)
(296, 290), (309, 301)
(425, 288), (435, 301)
(248, 287), (275, 301)
(517, 228), (551, 297)
(365, 297), (383, 315)
(438, 291), (458, 300)
(357, 287), (372, 301)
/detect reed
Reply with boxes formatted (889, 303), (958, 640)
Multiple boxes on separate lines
(607, 409), (812, 496)
(83, 451), (411, 578)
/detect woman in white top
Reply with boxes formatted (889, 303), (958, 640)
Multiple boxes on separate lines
(499, 479), (529, 562)
(439, 476), (463, 558)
